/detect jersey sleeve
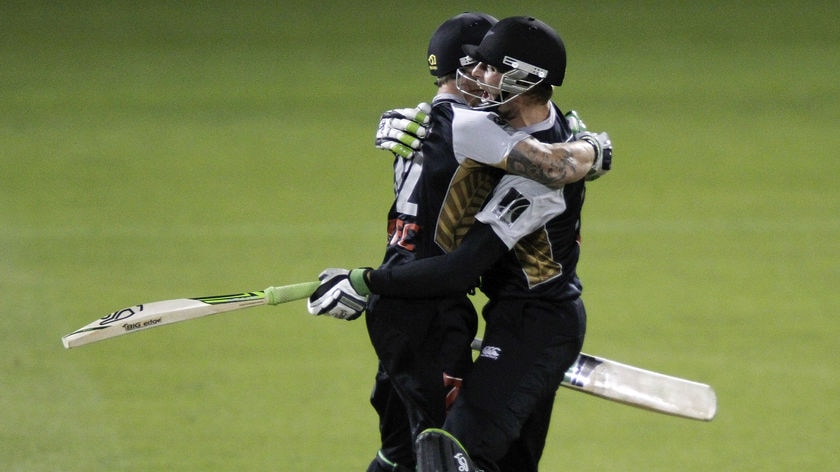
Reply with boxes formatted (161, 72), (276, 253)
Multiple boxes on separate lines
(366, 223), (508, 298)
(475, 175), (568, 250)
(451, 106), (530, 168)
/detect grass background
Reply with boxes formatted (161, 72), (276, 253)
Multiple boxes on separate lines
(2, 1), (838, 470)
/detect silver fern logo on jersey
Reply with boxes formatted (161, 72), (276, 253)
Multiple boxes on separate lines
(480, 345), (501, 360)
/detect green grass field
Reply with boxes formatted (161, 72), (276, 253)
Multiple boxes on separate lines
(2, 1), (838, 470)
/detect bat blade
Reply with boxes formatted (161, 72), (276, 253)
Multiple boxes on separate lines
(61, 282), (319, 349)
(563, 353), (717, 421)
(470, 338), (716, 421)
(61, 292), (266, 349)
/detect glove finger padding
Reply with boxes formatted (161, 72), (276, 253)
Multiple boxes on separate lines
(375, 119), (427, 159)
(381, 117), (428, 139)
(376, 120), (423, 148)
(381, 103), (431, 125)
(376, 140), (417, 160)
(374, 103), (431, 160)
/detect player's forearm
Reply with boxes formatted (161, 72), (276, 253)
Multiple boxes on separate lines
(505, 138), (595, 189)
(366, 223), (507, 298)
(367, 256), (478, 298)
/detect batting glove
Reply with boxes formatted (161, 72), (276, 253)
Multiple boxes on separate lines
(375, 102), (431, 160)
(577, 131), (613, 181)
(564, 110), (588, 135)
(307, 268), (371, 320)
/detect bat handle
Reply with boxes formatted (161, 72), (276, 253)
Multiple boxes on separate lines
(264, 281), (320, 305)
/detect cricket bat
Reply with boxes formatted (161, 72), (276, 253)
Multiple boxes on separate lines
(62, 282), (717, 421)
(471, 338), (717, 421)
(61, 281), (320, 349)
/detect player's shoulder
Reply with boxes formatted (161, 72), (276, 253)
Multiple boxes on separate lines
(431, 92), (466, 110)
(426, 94), (457, 121)
(552, 102), (575, 142)
(525, 102), (573, 143)
(451, 105), (509, 132)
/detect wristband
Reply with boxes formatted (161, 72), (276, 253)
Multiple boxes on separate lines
(577, 133), (602, 172)
(349, 268), (372, 296)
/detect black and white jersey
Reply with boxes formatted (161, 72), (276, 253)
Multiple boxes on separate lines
(369, 103), (584, 302)
(379, 93), (502, 269)
(463, 104), (583, 300)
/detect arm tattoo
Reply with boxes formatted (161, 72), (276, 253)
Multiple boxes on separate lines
(506, 143), (577, 189)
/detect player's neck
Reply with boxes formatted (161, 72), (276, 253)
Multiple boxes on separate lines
(438, 81), (459, 96)
(504, 101), (551, 129)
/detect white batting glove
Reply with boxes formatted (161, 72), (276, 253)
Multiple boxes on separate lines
(577, 131), (613, 181)
(307, 268), (369, 320)
(375, 102), (431, 160)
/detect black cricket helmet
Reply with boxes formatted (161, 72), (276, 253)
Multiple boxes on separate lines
(427, 12), (498, 77)
(460, 16), (566, 106)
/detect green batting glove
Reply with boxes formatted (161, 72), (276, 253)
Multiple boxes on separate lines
(375, 103), (431, 159)
(565, 109), (588, 135)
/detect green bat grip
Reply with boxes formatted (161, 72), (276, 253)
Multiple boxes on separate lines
(264, 281), (320, 305)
